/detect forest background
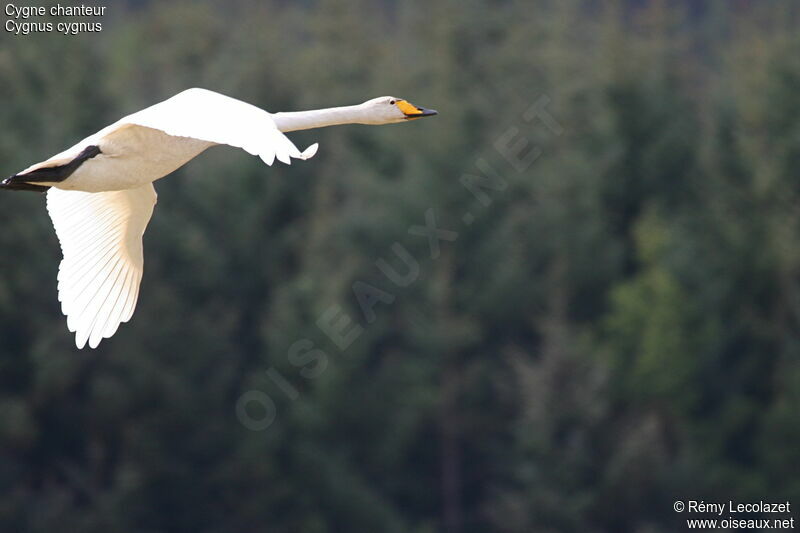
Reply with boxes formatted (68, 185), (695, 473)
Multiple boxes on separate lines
(1, 1), (799, 532)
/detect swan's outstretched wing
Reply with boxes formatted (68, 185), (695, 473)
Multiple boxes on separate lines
(14, 88), (317, 179)
(47, 184), (157, 349)
(120, 88), (318, 165)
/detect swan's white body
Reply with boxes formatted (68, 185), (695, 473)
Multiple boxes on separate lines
(23, 89), (321, 192)
(6, 88), (436, 348)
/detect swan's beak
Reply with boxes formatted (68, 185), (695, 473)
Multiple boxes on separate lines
(398, 100), (438, 120)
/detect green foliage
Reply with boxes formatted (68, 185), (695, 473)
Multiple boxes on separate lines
(1, 1), (799, 532)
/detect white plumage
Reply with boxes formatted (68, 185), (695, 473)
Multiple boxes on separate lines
(47, 185), (156, 348)
(4, 88), (437, 348)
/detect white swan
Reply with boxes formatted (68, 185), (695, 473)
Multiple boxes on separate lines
(2, 88), (437, 348)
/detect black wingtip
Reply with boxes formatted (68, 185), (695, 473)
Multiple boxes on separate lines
(1, 176), (50, 193)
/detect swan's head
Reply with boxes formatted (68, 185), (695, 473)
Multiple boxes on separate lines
(359, 96), (438, 125)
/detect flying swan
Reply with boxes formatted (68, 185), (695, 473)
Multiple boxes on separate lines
(2, 88), (437, 349)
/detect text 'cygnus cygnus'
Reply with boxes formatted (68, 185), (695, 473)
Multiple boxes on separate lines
(2, 88), (437, 348)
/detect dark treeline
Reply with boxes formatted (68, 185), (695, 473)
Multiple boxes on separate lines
(1, 1), (799, 532)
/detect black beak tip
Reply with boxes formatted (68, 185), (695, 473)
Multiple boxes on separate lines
(406, 108), (438, 119)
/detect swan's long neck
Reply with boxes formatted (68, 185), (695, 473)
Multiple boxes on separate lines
(271, 104), (370, 133)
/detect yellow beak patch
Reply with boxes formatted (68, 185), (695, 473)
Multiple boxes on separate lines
(396, 99), (424, 116)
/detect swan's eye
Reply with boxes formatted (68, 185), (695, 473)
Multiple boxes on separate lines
(389, 99), (396, 105)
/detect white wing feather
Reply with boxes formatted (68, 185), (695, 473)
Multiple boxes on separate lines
(47, 184), (157, 349)
(38, 88), (318, 348)
(19, 89), (317, 177)
(120, 88), (318, 165)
